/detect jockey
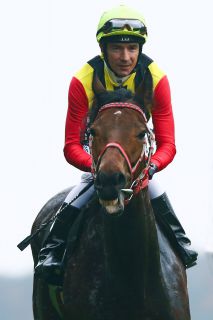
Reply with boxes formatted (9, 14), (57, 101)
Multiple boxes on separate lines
(35, 5), (198, 284)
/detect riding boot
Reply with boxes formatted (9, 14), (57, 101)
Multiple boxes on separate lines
(34, 203), (79, 285)
(151, 192), (198, 268)
(34, 174), (95, 285)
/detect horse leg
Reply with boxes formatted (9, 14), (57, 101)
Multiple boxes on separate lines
(33, 278), (62, 320)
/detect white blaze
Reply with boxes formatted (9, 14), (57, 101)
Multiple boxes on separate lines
(114, 111), (122, 115)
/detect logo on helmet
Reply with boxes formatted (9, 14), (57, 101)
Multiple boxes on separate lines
(120, 36), (131, 42)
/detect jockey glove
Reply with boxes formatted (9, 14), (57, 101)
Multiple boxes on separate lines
(148, 163), (158, 180)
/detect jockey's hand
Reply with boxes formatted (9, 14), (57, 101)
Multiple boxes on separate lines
(148, 163), (158, 180)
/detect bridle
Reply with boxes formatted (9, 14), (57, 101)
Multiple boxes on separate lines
(89, 102), (155, 203)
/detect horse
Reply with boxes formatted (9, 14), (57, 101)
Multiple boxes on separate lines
(31, 75), (191, 320)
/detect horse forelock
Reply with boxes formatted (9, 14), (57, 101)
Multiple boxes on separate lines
(88, 88), (147, 126)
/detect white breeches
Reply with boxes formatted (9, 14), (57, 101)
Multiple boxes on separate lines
(148, 179), (165, 200)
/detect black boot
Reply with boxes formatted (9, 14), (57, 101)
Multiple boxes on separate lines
(34, 176), (95, 285)
(34, 203), (79, 285)
(151, 192), (198, 269)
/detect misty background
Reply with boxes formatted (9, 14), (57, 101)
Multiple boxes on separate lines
(0, 0), (212, 319)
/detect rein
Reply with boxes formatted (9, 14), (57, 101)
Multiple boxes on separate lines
(90, 102), (155, 203)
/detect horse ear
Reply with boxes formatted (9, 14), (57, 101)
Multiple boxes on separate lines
(92, 72), (107, 96)
(134, 70), (153, 112)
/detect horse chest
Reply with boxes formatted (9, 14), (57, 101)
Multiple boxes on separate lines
(62, 213), (171, 320)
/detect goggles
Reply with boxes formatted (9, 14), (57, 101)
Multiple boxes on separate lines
(97, 19), (147, 36)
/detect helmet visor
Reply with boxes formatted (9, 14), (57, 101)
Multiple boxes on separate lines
(97, 19), (147, 37)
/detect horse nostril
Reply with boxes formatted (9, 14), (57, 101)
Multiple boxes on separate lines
(95, 171), (126, 189)
(95, 171), (126, 201)
(114, 172), (126, 188)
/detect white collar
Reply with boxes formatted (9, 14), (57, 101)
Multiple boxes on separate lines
(104, 62), (131, 86)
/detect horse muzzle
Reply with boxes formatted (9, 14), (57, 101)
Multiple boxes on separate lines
(94, 171), (127, 215)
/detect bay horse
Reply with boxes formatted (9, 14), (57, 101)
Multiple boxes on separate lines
(31, 75), (191, 319)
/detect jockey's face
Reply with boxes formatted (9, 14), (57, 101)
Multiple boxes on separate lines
(106, 42), (139, 77)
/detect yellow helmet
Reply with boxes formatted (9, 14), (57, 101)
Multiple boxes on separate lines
(96, 5), (147, 44)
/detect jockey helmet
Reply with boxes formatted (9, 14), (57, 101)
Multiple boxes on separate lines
(96, 5), (147, 45)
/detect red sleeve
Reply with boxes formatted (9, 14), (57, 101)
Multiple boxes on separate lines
(63, 77), (92, 172)
(151, 75), (176, 171)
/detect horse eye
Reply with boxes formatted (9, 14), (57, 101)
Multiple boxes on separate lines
(137, 132), (146, 140)
(90, 128), (96, 137)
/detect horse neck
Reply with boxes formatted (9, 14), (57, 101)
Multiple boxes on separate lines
(103, 189), (162, 286)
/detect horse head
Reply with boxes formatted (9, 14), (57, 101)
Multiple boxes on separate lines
(89, 74), (154, 215)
